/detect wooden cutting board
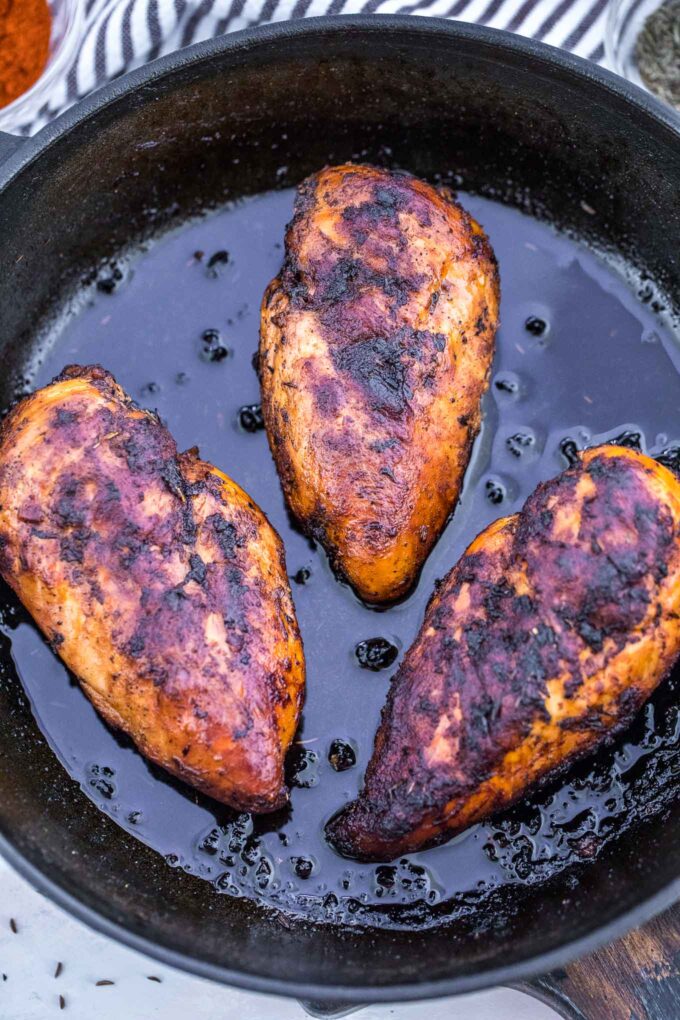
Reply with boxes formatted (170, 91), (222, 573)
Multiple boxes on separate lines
(523, 902), (680, 1019)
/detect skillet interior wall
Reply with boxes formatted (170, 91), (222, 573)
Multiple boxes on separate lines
(2, 24), (680, 390)
(0, 21), (679, 993)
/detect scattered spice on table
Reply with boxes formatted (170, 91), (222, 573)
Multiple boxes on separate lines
(8, 918), (17, 934)
(636, 0), (680, 109)
(54, 961), (63, 979)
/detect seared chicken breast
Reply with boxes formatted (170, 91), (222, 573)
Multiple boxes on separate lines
(260, 164), (499, 604)
(0, 365), (304, 813)
(327, 446), (680, 860)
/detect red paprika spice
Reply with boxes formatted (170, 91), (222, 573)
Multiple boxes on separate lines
(0, 0), (52, 109)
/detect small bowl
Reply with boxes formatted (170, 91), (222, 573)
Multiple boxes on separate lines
(0, 0), (85, 134)
(605, 0), (678, 102)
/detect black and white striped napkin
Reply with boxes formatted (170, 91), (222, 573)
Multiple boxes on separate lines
(30, 0), (609, 132)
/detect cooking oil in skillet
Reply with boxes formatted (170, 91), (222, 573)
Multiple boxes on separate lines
(3, 188), (680, 931)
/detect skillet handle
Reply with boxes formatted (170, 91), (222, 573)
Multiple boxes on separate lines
(299, 902), (680, 1019)
(516, 901), (680, 1020)
(0, 130), (25, 166)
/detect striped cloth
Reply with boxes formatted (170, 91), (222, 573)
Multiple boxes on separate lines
(30, 0), (609, 132)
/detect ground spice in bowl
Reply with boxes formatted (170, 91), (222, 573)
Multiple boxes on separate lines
(0, 0), (52, 109)
(635, 0), (680, 110)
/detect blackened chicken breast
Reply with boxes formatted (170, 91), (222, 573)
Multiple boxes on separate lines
(260, 164), (499, 603)
(0, 365), (305, 813)
(328, 446), (680, 859)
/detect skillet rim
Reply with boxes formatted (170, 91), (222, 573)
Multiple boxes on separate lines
(0, 13), (680, 1002)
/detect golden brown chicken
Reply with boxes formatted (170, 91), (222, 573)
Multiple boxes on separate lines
(327, 445), (680, 860)
(0, 365), (304, 813)
(260, 164), (500, 604)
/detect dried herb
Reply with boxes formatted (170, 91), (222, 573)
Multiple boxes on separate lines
(95, 979), (115, 986)
(147, 975), (162, 983)
(54, 962), (63, 979)
(8, 918), (17, 934)
(636, 0), (680, 109)
(58, 995), (66, 1010)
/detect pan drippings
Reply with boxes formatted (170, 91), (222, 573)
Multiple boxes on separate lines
(3, 188), (680, 931)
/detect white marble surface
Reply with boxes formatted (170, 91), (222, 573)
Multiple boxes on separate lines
(0, 856), (559, 1020)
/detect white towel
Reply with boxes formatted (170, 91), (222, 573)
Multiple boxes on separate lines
(24, 0), (610, 132)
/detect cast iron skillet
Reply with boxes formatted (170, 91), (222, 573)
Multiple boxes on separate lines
(1, 16), (680, 1015)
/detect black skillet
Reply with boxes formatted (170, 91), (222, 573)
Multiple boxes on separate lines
(1, 16), (680, 1018)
